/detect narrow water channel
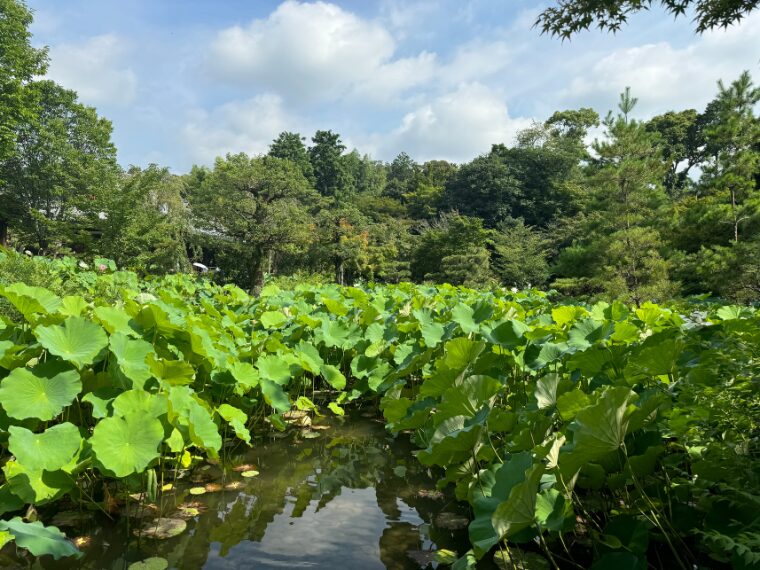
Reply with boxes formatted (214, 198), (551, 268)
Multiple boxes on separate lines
(6, 413), (475, 569)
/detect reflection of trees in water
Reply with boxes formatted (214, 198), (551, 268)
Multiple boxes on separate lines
(36, 419), (468, 569)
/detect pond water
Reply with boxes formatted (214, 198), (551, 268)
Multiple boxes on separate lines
(5, 413), (477, 569)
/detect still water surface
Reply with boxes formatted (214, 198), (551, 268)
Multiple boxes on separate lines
(6, 414), (474, 569)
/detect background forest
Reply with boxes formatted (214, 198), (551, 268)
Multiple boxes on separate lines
(1, 0), (759, 303)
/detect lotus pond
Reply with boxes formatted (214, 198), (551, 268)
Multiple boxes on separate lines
(0, 259), (758, 569)
(1, 414), (477, 569)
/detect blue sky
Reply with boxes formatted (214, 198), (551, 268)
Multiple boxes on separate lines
(26, 0), (760, 172)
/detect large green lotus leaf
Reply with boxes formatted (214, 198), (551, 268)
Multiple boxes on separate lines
(567, 318), (614, 350)
(256, 353), (292, 385)
(417, 407), (488, 467)
(320, 364), (346, 391)
(0, 362), (81, 420)
(148, 354), (195, 386)
(8, 423), (81, 471)
(491, 463), (543, 540)
(319, 319), (352, 348)
(551, 305), (586, 327)
(35, 317), (108, 369)
(468, 453), (533, 557)
(441, 338), (486, 373)
(93, 306), (139, 337)
(4, 460), (73, 504)
(59, 296), (88, 318)
(292, 341), (323, 374)
(559, 388), (638, 483)
(486, 319), (529, 348)
(451, 303), (481, 335)
(228, 361), (259, 391)
(0, 284), (62, 319)
(259, 310), (288, 329)
(90, 413), (164, 477)
(556, 390), (591, 421)
(260, 378), (291, 413)
(438, 375), (501, 419)
(112, 390), (167, 419)
(525, 342), (568, 370)
(167, 387), (221, 454)
(109, 333), (154, 389)
(0, 517), (81, 559)
(217, 403), (250, 444)
(413, 309), (446, 348)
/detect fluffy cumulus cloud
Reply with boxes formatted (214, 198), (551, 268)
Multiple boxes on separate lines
(559, 11), (760, 116)
(46, 34), (138, 105)
(209, 0), (436, 103)
(181, 94), (307, 165)
(367, 83), (533, 163)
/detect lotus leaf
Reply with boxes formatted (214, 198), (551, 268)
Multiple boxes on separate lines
(35, 317), (108, 369)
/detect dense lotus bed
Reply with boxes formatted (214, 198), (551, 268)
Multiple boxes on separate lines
(0, 265), (758, 569)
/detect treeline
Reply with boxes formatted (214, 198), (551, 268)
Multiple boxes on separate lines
(1, 1), (759, 302)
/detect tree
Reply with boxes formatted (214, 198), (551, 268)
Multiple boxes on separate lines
(0, 80), (119, 253)
(645, 109), (705, 196)
(536, 0), (759, 38)
(0, 0), (48, 244)
(699, 71), (760, 243)
(553, 91), (677, 303)
(442, 147), (522, 227)
(0, 0), (47, 165)
(383, 152), (419, 200)
(188, 154), (319, 292)
(411, 214), (492, 286)
(99, 165), (189, 273)
(490, 221), (550, 288)
(308, 130), (351, 198)
(268, 131), (315, 185)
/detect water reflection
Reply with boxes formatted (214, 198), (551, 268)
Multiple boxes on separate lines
(10, 415), (471, 569)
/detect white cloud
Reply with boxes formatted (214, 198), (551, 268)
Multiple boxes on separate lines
(46, 34), (137, 105)
(181, 94), (308, 165)
(559, 12), (760, 116)
(209, 0), (428, 103)
(367, 83), (533, 163)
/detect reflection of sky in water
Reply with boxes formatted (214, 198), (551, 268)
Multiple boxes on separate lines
(205, 489), (424, 569)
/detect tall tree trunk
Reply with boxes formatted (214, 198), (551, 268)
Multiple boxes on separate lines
(0, 220), (8, 247)
(250, 247), (266, 295)
(731, 188), (739, 243)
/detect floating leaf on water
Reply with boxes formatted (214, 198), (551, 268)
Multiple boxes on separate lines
(416, 489), (445, 501)
(231, 464), (257, 473)
(204, 483), (223, 493)
(161, 483), (174, 492)
(435, 512), (469, 530)
(310, 424), (330, 431)
(224, 481), (244, 491)
(241, 470), (260, 478)
(189, 487), (206, 495)
(128, 558), (169, 570)
(133, 518), (186, 540)
(300, 429), (321, 439)
(49, 511), (92, 528)
(434, 549), (458, 564)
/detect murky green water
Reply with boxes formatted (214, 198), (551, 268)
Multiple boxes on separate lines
(5, 414), (474, 569)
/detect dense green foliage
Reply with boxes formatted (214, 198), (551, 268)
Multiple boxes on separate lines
(0, 255), (757, 567)
(1, 2), (759, 303)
